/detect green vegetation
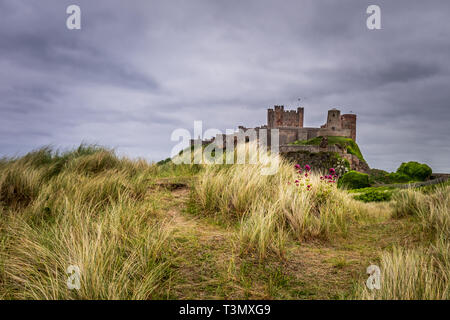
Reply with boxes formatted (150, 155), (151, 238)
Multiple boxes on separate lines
(397, 161), (432, 181)
(384, 172), (411, 183)
(0, 144), (447, 300)
(368, 168), (390, 184)
(420, 179), (450, 194)
(369, 162), (433, 185)
(356, 186), (449, 299)
(193, 145), (369, 259)
(290, 136), (365, 162)
(347, 185), (395, 194)
(337, 170), (370, 189)
(156, 157), (172, 165)
(353, 190), (393, 202)
(0, 145), (178, 299)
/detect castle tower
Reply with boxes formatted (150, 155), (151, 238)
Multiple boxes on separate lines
(326, 108), (342, 130)
(267, 108), (274, 128)
(341, 114), (357, 141)
(274, 105), (284, 127)
(297, 107), (304, 128)
(267, 105), (304, 128)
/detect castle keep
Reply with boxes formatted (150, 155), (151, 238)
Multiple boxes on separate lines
(222, 106), (356, 146)
(265, 106), (356, 144)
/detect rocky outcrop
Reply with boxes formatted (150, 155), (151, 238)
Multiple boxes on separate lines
(280, 145), (370, 174)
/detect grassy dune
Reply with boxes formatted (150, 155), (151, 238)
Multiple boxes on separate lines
(356, 186), (449, 299)
(0, 145), (193, 299)
(0, 144), (448, 299)
(193, 154), (371, 259)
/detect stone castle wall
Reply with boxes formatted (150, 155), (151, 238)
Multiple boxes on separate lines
(268, 106), (304, 128)
(266, 106), (356, 143)
(208, 106), (367, 172)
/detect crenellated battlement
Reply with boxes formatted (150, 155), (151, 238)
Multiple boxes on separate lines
(268, 105), (304, 128)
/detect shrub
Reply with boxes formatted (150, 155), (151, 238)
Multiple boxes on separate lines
(156, 158), (172, 165)
(385, 172), (411, 183)
(368, 168), (389, 184)
(397, 161), (432, 181)
(337, 171), (369, 189)
(354, 190), (392, 202)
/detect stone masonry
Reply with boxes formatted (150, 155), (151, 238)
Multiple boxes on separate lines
(200, 105), (368, 172)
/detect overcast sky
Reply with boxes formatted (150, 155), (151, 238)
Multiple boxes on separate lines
(1, 0), (449, 172)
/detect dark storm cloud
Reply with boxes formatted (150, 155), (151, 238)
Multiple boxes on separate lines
(0, 0), (449, 171)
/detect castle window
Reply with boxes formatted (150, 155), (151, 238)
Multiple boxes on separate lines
(332, 127), (335, 130)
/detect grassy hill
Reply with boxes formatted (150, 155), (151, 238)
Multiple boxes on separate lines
(0, 145), (448, 299)
(290, 136), (365, 162)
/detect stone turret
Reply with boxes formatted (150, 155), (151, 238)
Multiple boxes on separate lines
(325, 108), (342, 130)
(341, 114), (357, 141)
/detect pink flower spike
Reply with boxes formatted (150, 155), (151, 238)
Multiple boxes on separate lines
(295, 164), (301, 169)
(305, 164), (311, 172)
(295, 180), (299, 183)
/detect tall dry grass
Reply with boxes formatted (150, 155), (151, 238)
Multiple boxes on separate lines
(0, 145), (176, 299)
(356, 239), (449, 300)
(392, 185), (449, 237)
(192, 143), (369, 259)
(356, 185), (450, 300)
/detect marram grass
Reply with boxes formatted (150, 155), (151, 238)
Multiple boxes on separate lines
(192, 142), (370, 259)
(1, 144), (448, 300)
(355, 186), (450, 300)
(0, 146), (174, 299)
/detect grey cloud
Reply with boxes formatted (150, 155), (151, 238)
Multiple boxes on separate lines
(0, 0), (449, 170)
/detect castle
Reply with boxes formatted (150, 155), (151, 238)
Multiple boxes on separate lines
(190, 105), (369, 172)
(233, 106), (356, 146)
(266, 106), (356, 143)
(191, 106), (357, 147)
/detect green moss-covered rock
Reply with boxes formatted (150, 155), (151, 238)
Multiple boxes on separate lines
(396, 161), (432, 181)
(338, 170), (370, 189)
(290, 136), (365, 162)
(283, 151), (345, 173)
